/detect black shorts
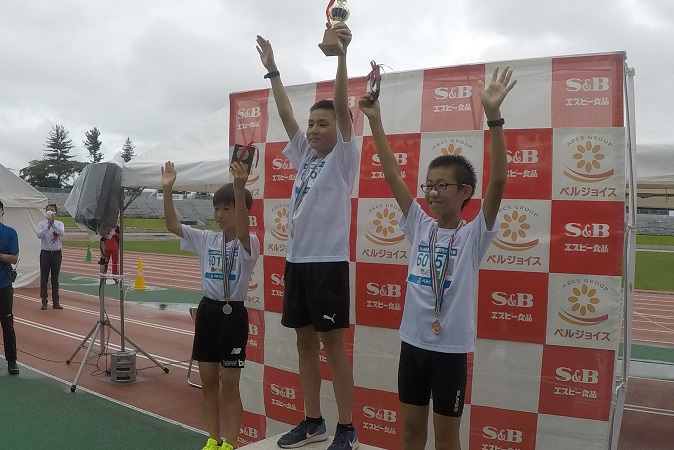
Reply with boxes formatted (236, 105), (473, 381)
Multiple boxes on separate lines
(191, 297), (248, 368)
(398, 341), (467, 417)
(281, 261), (350, 332)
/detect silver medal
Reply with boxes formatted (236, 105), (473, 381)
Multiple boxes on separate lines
(222, 302), (232, 315)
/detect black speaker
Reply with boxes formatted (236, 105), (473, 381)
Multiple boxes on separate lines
(65, 162), (122, 237)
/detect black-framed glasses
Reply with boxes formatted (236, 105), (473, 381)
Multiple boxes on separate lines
(419, 182), (465, 193)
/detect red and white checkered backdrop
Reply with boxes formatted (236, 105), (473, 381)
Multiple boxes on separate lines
(229, 51), (627, 449)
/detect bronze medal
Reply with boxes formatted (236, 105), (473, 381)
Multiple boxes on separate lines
(431, 319), (441, 335)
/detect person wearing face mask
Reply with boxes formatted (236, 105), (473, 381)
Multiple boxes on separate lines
(0, 200), (20, 375)
(36, 203), (65, 310)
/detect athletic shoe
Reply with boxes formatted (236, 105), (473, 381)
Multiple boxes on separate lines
(53, 303), (64, 310)
(201, 438), (222, 450)
(8, 360), (19, 375)
(277, 419), (328, 448)
(327, 427), (359, 450)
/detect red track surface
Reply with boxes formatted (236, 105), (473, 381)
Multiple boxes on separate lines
(9, 247), (674, 449)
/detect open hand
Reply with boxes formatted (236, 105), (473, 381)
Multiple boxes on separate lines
(161, 161), (177, 189)
(478, 66), (517, 119)
(256, 35), (277, 72)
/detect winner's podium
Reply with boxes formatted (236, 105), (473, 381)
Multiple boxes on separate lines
(247, 434), (384, 450)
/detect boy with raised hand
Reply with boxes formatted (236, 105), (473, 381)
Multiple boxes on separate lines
(359, 67), (516, 450)
(162, 160), (260, 450)
(256, 23), (360, 450)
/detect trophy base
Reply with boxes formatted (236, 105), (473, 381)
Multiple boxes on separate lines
(319, 28), (345, 57)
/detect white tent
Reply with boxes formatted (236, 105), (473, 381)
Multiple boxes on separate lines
(0, 164), (48, 288)
(636, 142), (674, 210)
(122, 108), (230, 192)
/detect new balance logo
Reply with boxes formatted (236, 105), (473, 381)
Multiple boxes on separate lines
(323, 314), (336, 323)
(231, 348), (242, 355)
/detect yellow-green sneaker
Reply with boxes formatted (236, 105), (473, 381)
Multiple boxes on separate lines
(220, 442), (234, 450)
(201, 438), (222, 450)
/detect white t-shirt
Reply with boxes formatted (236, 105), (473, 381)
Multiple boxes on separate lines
(399, 201), (498, 353)
(180, 225), (260, 302)
(283, 125), (360, 262)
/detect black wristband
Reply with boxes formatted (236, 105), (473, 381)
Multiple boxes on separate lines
(264, 70), (280, 79)
(487, 118), (505, 127)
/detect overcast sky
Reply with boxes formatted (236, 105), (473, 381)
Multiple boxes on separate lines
(0, 0), (672, 174)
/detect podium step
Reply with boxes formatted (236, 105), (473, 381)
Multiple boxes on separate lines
(243, 434), (385, 449)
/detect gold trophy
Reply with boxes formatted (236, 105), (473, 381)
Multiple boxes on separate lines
(319, 0), (350, 57)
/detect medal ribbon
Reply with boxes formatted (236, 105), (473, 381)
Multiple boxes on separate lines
(291, 157), (325, 225)
(325, 0), (336, 28)
(221, 233), (238, 300)
(428, 221), (464, 316)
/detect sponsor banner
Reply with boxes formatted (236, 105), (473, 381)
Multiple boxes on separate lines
(484, 129), (553, 200)
(421, 64), (485, 132)
(264, 366), (305, 425)
(266, 83), (317, 143)
(240, 360), (265, 415)
(538, 345), (615, 420)
(248, 199), (265, 250)
(552, 128), (625, 201)
(263, 199), (290, 257)
(262, 311), (299, 373)
(551, 53), (624, 128)
(155, 193), (183, 200)
(263, 256), (286, 313)
(352, 326), (400, 392)
(245, 256), (264, 311)
(359, 133), (421, 199)
(465, 353), (474, 405)
(363, 70), (424, 136)
(355, 199), (408, 265)
(355, 262), (407, 329)
(237, 411), (266, 447)
(477, 270), (549, 344)
(229, 142), (265, 198)
(536, 414), (610, 449)
(315, 78), (367, 137)
(418, 131), (485, 199)
(246, 308), (265, 365)
(546, 273), (622, 351)
(483, 200), (551, 273)
(353, 387), (402, 450)
(263, 142), (296, 199)
(229, 88), (270, 146)
(471, 339), (543, 413)
(549, 200), (624, 276)
(469, 405), (538, 450)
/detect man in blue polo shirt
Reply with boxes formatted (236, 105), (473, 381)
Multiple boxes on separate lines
(0, 200), (19, 375)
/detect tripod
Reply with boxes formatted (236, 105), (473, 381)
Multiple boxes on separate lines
(66, 238), (168, 392)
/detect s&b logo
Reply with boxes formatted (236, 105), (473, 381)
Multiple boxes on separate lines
(270, 384), (296, 399)
(270, 273), (284, 286)
(491, 292), (534, 308)
(249, 324), (259, 336)
(565, 223), (610, 238)
(366, 283), (402, 298)
(237, 107), (261, 119)
(565, 78), (610, 92)
(372, 153), (408, 166)
(434, 86), (472, 99)
(240, 426), (258, 439)
(556, 367), (599, 384)
(362, 406), (397, 423)
(506, 149), (538, 164)
(482, 427), (523, 443)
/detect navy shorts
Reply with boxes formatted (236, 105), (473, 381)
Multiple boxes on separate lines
(281, 261), (350, 332)
(398, 341), (467, 417)
(191, 297), (248, 368)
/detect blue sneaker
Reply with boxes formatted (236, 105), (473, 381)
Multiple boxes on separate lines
(277, 419), (329, 448)
(327, 426), (359, 450)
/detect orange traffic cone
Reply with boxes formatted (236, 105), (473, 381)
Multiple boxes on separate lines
(132, 258), (148, 291)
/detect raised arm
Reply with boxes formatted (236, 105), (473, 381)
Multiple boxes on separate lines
(161, 161), (183, 237)
(479, 66), (517, 230)
(359, 94), (414, 217)
(230, 162), (252, 254)
(256, 35), (299, 140)
(332, 23), (352, 141)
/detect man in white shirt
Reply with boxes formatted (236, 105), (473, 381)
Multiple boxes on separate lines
(36, 203), (65, 310)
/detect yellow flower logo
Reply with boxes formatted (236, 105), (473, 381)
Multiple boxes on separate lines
(274, 207), (288, 234)
(500, 211), (530, 242)
(573, 141), (605, 173)
(567, 284), (600, 316)
(441, 144), (462, 156)
(373, 208), (398, 237)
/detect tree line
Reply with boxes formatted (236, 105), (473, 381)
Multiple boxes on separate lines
(19, 124), (137, 188)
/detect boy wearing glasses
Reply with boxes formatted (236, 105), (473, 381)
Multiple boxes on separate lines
(358, 67), (516, 450)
